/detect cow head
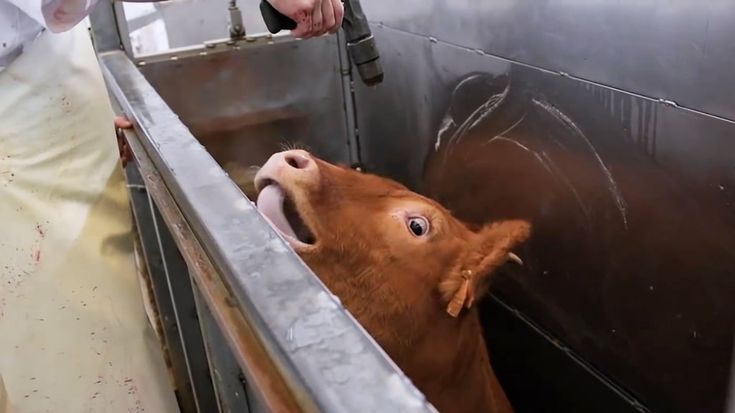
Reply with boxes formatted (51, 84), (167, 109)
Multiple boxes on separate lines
(254, 150), (530, 347)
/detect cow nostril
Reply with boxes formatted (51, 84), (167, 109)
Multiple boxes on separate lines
(284, 153), (310, 170)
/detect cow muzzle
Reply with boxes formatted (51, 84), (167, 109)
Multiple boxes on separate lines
(254, 150), (319, 250)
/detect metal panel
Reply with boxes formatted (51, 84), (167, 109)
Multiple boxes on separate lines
(193, 284), (253, 413)
(481, 297), (647, 413)
(122, 0), (270, 55)
(89, 0), (121, 53)
(148, 194), (220, 413)
(353, 26), (735, 413)
(99, 50), (436, 413)
(137, 36), (353, 171)
(361, 0), (735, 121)
(124, 162), (199, 413)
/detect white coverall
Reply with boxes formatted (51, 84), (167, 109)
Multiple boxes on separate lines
(0, 1), (180, 412)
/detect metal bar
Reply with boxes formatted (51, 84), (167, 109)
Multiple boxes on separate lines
(123, 163), (199, 413)
(101, 50), (435, 413)
(192, 283), (252, 413)
(112, 1), (134, 59)
(132, 32), (293, 66)
(89, 0), (123, 53)
(727, 338), (735, 413)
(147, 192), (219, 413)
(88, 0), (133, 57)
(336, 29), (361, 166)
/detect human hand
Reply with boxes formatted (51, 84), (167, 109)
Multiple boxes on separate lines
(114, 116), (133, 168)
(266, 0), (344, 38)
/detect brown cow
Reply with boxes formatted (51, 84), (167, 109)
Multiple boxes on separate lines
(254, 150), (531, 413)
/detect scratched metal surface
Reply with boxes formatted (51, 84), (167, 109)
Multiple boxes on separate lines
(99, 51), (436, 413)
(353, 24), (735, 413)
(361, 0), (735, 122)
(137, 35), (351, 179)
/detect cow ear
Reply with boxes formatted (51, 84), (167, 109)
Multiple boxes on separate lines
(439, 220), (531, 317)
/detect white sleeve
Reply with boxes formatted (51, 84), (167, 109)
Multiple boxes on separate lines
(7, 0), (100, 33)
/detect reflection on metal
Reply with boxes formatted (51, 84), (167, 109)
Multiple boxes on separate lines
(99, 50), (436, 413)
(353, 18), (735, 413)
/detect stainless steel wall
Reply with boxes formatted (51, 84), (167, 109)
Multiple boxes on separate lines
(137, 35), (352, 180)
(361, 0), (735, 122)
(354, 2), (735, 412)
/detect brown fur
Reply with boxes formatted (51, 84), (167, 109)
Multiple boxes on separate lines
(256, 151), (531, 413)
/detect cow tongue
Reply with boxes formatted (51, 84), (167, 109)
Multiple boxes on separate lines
(256, 185), (299, 240)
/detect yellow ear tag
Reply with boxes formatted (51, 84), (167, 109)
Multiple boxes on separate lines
(446, 269), (473, 317)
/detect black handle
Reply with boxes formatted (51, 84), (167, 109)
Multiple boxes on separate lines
(259, 1), (297, 34)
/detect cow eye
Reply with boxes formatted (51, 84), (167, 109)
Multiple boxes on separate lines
(407, 217), (429, 237)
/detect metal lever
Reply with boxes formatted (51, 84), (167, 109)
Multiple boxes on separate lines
(258, 0), (383, 86)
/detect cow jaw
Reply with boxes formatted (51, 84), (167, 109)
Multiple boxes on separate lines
(255, 183), (316, 250)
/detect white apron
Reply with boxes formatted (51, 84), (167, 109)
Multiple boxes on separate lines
(0, 24), (180, 413)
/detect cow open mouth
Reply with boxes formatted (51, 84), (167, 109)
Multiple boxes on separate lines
(256, 182), (316, 248)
